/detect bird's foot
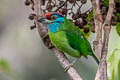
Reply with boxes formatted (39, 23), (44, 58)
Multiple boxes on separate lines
(64, 63), (74, 73)
(64, 58), (79, 72)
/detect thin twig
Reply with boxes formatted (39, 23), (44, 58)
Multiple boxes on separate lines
(34, 0), (83, 80)
(95, 0), (115, 80)
(55, 0), (67, 12)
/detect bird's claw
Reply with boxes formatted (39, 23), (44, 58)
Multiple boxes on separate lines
(64, 63), (74, 73)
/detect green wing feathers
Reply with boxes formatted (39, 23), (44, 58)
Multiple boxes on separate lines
(65, 30), (89, 57)
(49, 31), (81, 57)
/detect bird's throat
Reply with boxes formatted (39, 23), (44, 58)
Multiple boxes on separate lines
(48, 23), (60, 33)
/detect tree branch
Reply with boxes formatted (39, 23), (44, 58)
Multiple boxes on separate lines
(94, 0), (115, 80)
(33, 0), (83, 80)
(91, 0), (103, 60)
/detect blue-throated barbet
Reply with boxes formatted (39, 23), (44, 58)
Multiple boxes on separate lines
(38, 12), (99, 70)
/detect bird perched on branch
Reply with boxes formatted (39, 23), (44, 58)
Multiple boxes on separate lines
(38, 12), (99, 71)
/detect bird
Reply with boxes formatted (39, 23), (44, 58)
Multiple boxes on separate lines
(38, 12), (99, 71)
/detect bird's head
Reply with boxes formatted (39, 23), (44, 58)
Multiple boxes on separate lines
(38, 12), (64, 24)
(38, 12), (65, 32)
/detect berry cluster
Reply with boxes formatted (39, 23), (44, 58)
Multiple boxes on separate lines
(112, 2), (120, 26)
(39, 0), (93, 34)
(24, 0), (37, 30)
(24, 0), (93, 33)
(100, 1), (120, 26)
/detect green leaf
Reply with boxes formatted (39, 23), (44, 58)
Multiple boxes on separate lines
(0, 59), (10, 72)
(107, 50), (115, 80)
(87, 10), (93, 22)
(116, 22), (120, 36)
(107, 49), (120, 80)
(116, 13), (120, 17)
(114, 13), (120, 21)
(118, 59), (120, 80)
(104, 0), (109, 6)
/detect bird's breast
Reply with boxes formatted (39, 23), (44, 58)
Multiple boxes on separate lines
(48, 31), (68, 49)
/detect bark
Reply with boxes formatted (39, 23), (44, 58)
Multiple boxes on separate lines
(91, 0), (103, 60)
(91, 0), (115, 80)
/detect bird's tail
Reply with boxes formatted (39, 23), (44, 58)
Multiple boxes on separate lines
(91, 52), (99, 65)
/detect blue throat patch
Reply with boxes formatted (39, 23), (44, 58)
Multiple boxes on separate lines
(48, 15), (64, 33)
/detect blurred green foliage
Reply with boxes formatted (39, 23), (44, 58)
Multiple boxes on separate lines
(87, 10), (93, 22)
(104, 0), (109, 6)
(118, 60), (120, 80)
(116, 22), (120, 36)
(0, 59), (10, 72)
(107, 49), (120, 80)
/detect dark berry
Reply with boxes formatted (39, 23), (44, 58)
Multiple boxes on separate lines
(82, 19), (87, 25)
(30, 25), (36, 30)
(61, 8), (67, 15)
(24, 0), (31, 6)
(31, 5), (34, 11)
(116, 8), (120, 13)
(72, 13), (81, 20)
(74, 20), (81, 26)
(28, 14), (36, 20)
(81, 0), (87, 4)
(74, 20), (85, 29)
(69, 0), (76, 3)
(84, 27), (89, 33)
(116, 2), (120, 7)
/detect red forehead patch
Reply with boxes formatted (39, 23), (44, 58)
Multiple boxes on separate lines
(45, 12), (51, 19)
(45, 12), (62, 19)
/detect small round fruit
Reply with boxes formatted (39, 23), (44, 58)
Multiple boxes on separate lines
(72, 13), (81, 20)
(116, 2), (120, 7)
(61, 8), (67, 15)
(84, 27), (90, 33)
(30, 25), (36, 30)
(28, 13), (36, 20)
(31, 5), (34, 11)
(74, 20), (80, 26)
(24, 0), (31, 6)
(69, 0), (76, 3)
(116, 8), (120, 13)
(81, 0), (87, 4)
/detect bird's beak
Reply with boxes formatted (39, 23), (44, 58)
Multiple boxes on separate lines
(37, 17), (52, 24)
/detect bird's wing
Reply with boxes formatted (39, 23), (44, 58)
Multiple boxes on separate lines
(65, 30), (92, 57)
(49, 31), (81, 57)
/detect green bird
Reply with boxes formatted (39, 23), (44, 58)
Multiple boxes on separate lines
(38, 12), (99, 70)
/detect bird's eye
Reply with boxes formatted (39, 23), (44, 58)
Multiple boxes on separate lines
(51, 16), (56, 20)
